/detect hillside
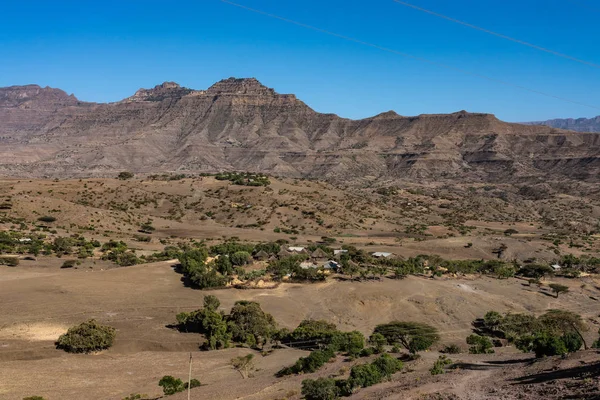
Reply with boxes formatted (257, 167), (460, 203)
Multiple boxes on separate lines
(526, 115), (600, 133)
(1, 78), (599, 183)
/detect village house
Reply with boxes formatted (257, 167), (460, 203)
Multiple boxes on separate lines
(372, 252), (393, 258)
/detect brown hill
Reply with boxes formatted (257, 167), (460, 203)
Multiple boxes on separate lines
(1, 77), (599, 182)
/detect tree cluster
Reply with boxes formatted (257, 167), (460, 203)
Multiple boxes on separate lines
(300, 354), (403, 400)
(175, 296), (278, 350)
(476, 309), (587, 357)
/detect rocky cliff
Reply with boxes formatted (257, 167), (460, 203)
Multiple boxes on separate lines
(1, 78), (599, 183)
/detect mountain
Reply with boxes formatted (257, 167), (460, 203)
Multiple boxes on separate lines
(525, 116), (600, 133)
(1, 77), (599, 183)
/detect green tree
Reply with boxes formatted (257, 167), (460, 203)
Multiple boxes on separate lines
(373, 321), (440, 354)
(301, 378), (339, 400)
(227, 301), (277, 348)
(330, 331), (365, 358)
(56, 319), (116, 353)
(549, 283), (569, 298)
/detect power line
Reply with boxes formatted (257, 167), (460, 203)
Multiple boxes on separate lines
(391, 0), (600, 69)
(218, 0), (600, 111)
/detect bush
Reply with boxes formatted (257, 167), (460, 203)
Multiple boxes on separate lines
(369, 332), (387, 353)
(441, 344), (461, 354)
(56, 319), (116, 353)
(117, 171), (134, 180)
(466, 334), (494, 354)
(230, 251), (251, 266)
(61, 259), (77, 269)
(37, 216), (56, 223)
(430, 355), (453, 375)
(158, 376), (185, 395)
(122, 394), (148, 400)
(371, 354), (403, 378)
(0, 256), (19, 266)
(23, 397), (46, 400)
(348, 363), (382, 388)
(301, 378), (339, 400)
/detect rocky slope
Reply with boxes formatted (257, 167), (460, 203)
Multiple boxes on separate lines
(526, 116), (600, 133)
(1, 77), (599, 183)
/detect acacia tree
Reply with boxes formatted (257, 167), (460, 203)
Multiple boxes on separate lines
(373, 321), (440, 354)
(549, 283), (569, 298)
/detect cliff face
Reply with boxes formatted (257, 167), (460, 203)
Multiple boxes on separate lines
(0, 77), (599, 183)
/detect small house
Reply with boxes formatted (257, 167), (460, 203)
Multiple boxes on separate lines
(372, 252), (393, 258)
(551, 264), (562, 271)
(18, 238), (32, 243)
(323, 260), (340, 272)
(288, 246), (306, 253)
(254, 250), (269, 261)
(334, 249), (348, 256)
(278, 248), (292, 259)
(310, 248), (329, 261)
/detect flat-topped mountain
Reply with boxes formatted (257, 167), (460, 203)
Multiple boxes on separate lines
(0, 77), (598, 183)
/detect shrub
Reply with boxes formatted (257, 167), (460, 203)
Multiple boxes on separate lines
(23, 397), (46, 400)
(230, 251), (251, 266)
(122, 394), (148, 400)
(56, 319), (116, 353)
(158, 376), (185, 395)
(430, 355), (453, 375)
(466, 334), (494, 354)
(37, 216), (56, 223)
(348, 363), (382, 388)
(301, 378), (339, 400)
(371, 354), (403, 378)
(0, 256), (19, 266)
(369, 332), (387, 353)
(61, 259), (77, 269)
(441, 344), (461, 354)
(117, 171), (134, 180)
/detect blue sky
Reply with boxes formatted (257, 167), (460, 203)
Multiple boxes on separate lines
(1, 0), (598, 121)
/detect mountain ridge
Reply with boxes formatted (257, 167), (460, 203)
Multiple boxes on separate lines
(0, 77), (599, 183)
(525, 115), (600, 133)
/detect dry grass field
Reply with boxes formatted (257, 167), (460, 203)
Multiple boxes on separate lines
(0, 176), (599, 399)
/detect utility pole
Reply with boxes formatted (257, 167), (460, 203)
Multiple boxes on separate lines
(188, 352), (193, 400)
